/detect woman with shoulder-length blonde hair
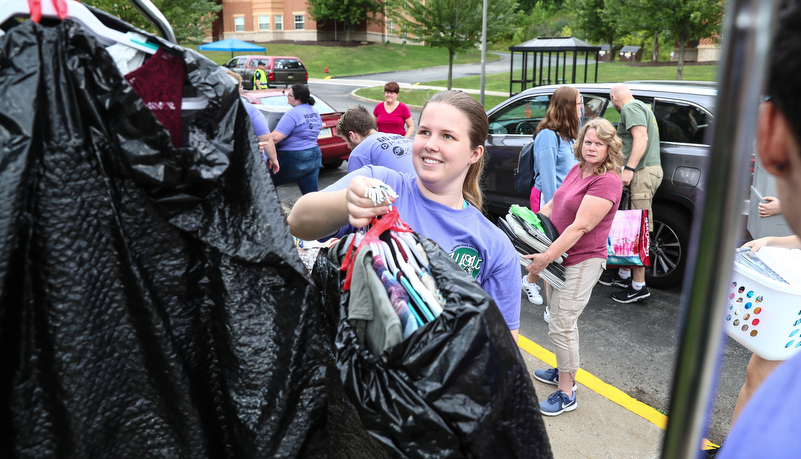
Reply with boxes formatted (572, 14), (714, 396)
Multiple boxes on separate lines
(288, 90), (521, 341)
(521, 86), (584, 308)
(526, 117), (623, 416)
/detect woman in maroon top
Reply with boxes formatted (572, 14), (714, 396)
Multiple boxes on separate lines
(525, 118), (623, 417)
(373, 81), (414, 138)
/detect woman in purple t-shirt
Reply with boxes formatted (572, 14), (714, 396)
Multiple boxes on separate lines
(524, 118), (623, 417)
(264, 84), (323, 195)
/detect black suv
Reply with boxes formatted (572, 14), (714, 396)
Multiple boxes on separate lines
(483, 82), (717, 288)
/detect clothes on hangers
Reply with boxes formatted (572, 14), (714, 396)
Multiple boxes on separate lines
(346, 243), (403, 355)
(324, 166), (521, 332)
(372, 254), (422, 333)
(0, 14), (352, 457)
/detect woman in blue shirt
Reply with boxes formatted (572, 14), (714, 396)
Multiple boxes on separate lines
(522, 86), (583, 308)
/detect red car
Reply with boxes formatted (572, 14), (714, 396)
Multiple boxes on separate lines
(240, 89), (350, 169)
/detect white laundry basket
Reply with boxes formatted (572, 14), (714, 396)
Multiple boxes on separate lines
(724, 248), (801, 361)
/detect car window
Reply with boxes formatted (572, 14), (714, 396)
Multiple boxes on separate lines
(257, 96), (291, 107)
(225, 59), (237, 69)
(233, 58), (245, 69)
(247, 59), (262, 69)
(582, 95), (608, 122)
(488, 95), (550, 135)
(654, 100), (711, 145)
(274, 59), (304, 70)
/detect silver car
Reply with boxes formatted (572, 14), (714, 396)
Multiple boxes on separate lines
(482, 81), (719, 288)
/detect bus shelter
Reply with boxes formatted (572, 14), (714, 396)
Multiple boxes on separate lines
(508, 36), (601, 96)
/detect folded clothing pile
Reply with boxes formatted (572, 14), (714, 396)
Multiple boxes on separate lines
(496, 205), (567, 289)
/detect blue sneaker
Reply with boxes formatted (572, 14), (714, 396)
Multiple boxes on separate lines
(539, 390), (577, 416)
(533, 368), (577, 392)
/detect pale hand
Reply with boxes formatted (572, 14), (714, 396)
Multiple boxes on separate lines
(345, 176), (396, 229)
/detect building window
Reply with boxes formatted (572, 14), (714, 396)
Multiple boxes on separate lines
(258, 15), (269, 31)
(234, 16), (245, 32)
(389, 20), (394, 33)
(275, 15), (283, 31)
(294, 14), (304, 30)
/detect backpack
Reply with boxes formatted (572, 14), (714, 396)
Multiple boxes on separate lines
(513, 132), (560, 195)
(513, 141), (536, 195)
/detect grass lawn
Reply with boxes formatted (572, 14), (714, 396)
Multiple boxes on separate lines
(192, 42), (716, 110)
(425, 61), (718, 92)
(190, 43), (499, 79)
(355, 86), (509, 111)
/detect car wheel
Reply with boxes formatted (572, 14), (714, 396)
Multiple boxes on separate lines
(323, 160), (343, 170)
(646, 204), (690, 289)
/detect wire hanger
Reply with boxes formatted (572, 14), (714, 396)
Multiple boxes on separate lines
(1, 0), (156, 54)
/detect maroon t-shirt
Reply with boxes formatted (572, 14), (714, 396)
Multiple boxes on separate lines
(550, 165), (622, 266)
(125, 48), (185, 148)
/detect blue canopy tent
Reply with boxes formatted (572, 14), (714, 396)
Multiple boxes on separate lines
(198, 38), (266, 58)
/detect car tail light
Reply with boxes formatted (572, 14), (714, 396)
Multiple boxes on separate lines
(305, 72), (309, 80)
(268, 71), (275, 82)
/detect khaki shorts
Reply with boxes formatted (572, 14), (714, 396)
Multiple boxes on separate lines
(629, 165), (663, 232)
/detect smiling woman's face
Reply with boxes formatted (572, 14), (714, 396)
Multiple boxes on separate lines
(384, 91), (398, 103)
(412, 102), (481, 195)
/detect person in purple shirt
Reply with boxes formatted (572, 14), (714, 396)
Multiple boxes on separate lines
(716, 2), (801, 458)
(288, 91), (521, 341)
(336, 104), (416, 175)
(225, 70), (279, 174)
(264, 84), (323, 194)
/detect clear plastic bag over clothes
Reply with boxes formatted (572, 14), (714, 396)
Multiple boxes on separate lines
(313, 235), (553, 459)
(0, 10), (382, 458)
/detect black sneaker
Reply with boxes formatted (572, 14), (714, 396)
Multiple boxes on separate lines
(598, 270), (632, 288)
(612, 285), (651, 303)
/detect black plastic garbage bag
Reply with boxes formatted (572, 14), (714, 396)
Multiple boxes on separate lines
(0, 12), (383, 459)
(313, 235), (553, 459)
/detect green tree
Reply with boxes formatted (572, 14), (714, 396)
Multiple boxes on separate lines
(307, 0), (384, 42)
(568, 0), (619, 61)
(606, 0), (724, 79)
(391, 0), (517, 89)
(81, 0), (221, 44)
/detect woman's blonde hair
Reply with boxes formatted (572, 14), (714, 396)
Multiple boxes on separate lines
(573, 118), (623, 175)
(422, 90), (489, 210)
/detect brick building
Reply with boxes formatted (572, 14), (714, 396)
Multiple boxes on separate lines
(209, 0), (406, 44)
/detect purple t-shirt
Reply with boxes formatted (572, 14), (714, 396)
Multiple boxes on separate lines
(347, 132), (416, 175)
(550, 164), (622, 266)
(373, 102), (412, 136)
(326, 166), (521, 330)
(274, 104), (322, 151)
(243, 101), (269, 137)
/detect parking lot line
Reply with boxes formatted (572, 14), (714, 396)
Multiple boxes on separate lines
(518, 335), (668, 429)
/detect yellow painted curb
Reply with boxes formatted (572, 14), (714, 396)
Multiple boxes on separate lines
(517, 335), (720, 449)
(324, 76), (332, 80)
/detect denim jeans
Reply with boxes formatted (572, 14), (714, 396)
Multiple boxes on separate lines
(270, 145), (322, 195)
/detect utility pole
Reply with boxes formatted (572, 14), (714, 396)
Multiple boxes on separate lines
(480, 0), (488, 105)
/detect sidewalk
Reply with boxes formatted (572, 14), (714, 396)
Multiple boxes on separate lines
(518, 336), (664, 458)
